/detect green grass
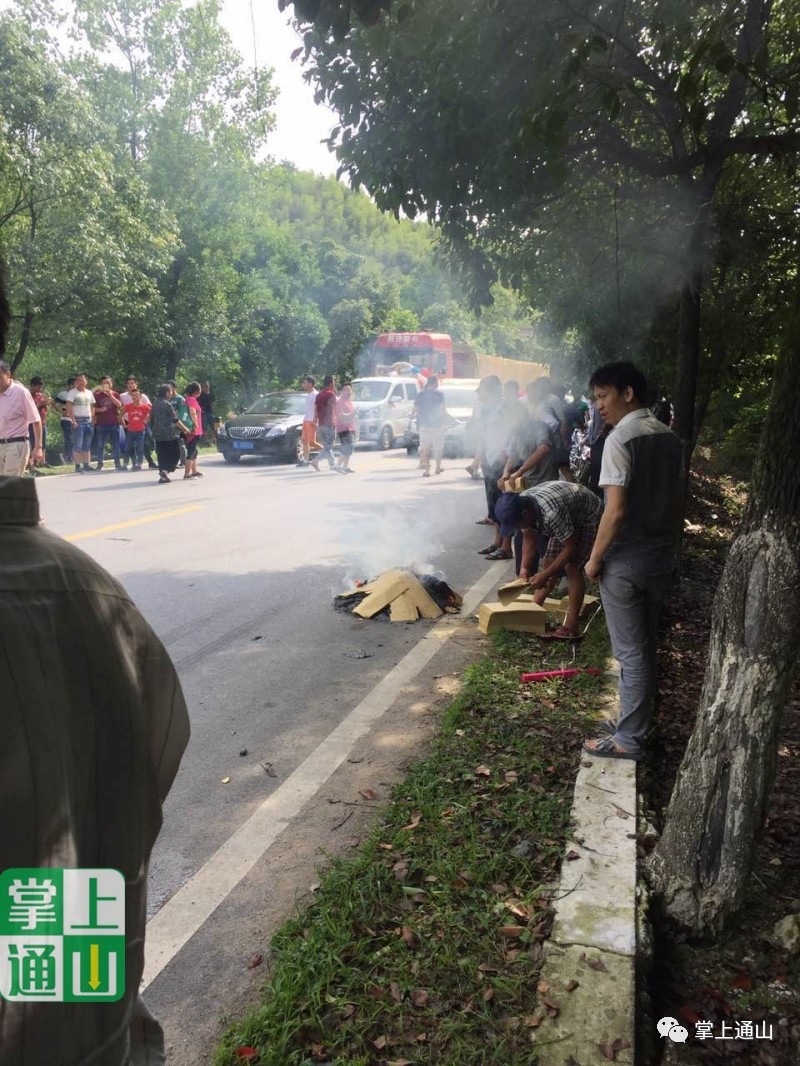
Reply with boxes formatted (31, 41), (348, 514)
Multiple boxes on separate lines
(216, 619), (612, 1066)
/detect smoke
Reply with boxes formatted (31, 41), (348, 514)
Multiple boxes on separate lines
(336, 496), (451, 589)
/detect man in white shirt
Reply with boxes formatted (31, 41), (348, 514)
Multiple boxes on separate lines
(298, 375), (319, 466)
(0, 360), (43, 476)
(66, 373), (96, 473)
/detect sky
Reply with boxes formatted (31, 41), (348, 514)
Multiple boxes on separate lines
(219, 0), (340, 176)
(0, 0), (341, 176)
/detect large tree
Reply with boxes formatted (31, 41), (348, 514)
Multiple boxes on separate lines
(285, 0), (800, 466)
(281, 0), (800, 935)
(0, 14), (173, 371)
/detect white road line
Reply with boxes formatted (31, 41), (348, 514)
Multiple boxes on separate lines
(142, 561), (508, 988)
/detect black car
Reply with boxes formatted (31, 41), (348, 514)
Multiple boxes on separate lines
(216, 392), (307, 463)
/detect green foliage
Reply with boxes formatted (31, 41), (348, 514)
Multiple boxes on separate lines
(289, 0), (800, 431)
(0, 0), (545, 410)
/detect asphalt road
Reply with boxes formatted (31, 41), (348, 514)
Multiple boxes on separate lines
(35, 446), (508, 1057)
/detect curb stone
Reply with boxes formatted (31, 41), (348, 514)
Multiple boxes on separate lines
(534, 659), (638, 1064)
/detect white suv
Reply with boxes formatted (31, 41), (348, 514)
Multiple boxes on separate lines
(350, 376), (419, 449)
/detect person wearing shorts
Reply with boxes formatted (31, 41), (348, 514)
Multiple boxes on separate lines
(414, 375), (447, 477)
(65, 373), (96, 473)
(495, 481), (603, 637)
(299, 375), (318, 466)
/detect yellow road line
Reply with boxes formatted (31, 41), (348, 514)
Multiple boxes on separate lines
(64, 504), (203, 542)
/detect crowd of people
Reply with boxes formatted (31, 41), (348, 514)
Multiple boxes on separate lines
(292, 362), (681, 765)
(457, 362), (681, 764)
(0, 366), (218, 483)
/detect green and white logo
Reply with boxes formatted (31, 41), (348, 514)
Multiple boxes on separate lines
(0, 869), (125, 1002)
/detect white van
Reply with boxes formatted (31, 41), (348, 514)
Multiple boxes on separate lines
(350, 376), (419, 449)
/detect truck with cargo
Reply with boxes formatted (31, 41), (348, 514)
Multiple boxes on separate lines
(368, 331), (549, 388)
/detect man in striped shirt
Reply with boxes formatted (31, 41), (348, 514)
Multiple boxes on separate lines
(495, 481), (603, 638)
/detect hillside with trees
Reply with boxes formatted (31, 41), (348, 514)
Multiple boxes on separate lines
(0, 0), (541, 408)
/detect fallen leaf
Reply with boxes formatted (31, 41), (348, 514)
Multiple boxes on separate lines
(401, 926), (417, 948)
(475, 765), (491, 777)
(542, 996), (560, 1017)
(566, 850), (581, 861)
(346, 836), (360, 848)
(490, 883), (508, 894)
(733, 972), (752, 990)
(392, 860), (409, 881)
(505, 901), (532, 921)
(372, 1035), (387, 1050)
(524, 1012), (545, 1028)
(455, 728), (465, 735)
(387, 1060), (413, 1066)
(234, 1049), (259, 1062)
(504, 770), (519, 783)
(340, 1003), (356, 1018)
(566, 979), (580, 992)
(222, 776), (231, 784)
(537, 980), (550, 994)
(483, 985), (494, 1002)
(389, 981), (403, 1003)
(498, 925), (525, 938)
(411, 988), (429, 1007)
(246, 952), (263, 969)
(586, 956), (608, 972)
(401, 812), (422, 831)
(359, 788), (378, 801)
(377, 842), (394, 850)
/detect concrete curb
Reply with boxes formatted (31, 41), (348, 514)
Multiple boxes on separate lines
(534, 660), (638, 1064)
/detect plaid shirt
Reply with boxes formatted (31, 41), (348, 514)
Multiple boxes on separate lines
(520, 480), (602, 541)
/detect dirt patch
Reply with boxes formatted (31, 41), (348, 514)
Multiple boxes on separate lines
(645, 468), (800, 1064)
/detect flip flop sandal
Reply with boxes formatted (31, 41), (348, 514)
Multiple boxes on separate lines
(486, 549), (513, 560)
(582, 736), (641, 761)
(598, 719), (617, 736)
(478, 545), (498, 555)
(476, 517), (494, 525)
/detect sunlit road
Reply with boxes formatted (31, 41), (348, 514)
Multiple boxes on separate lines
(36, 446), (508, 1061)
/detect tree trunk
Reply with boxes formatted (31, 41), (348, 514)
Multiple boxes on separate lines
(672, 183), (715, 486)
(11, 298), (34, 374)
(648, 304), (800, 937)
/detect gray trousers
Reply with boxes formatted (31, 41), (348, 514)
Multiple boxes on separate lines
(600, 558), (674, 754)
(317, 425), (336, 467)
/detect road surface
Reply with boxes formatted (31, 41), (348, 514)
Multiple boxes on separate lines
(36, 447), (511, 1062)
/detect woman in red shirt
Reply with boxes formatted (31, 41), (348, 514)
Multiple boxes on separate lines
(183, 382), (204, 479)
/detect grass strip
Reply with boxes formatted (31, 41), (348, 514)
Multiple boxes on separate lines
(217, 619), (611, 1066)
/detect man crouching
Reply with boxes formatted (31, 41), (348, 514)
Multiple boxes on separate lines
(494, 482), (602, 639)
